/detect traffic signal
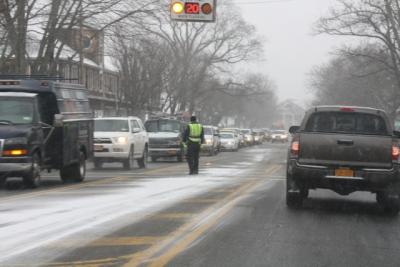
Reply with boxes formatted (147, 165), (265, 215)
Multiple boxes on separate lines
(171, 0), (216, 22)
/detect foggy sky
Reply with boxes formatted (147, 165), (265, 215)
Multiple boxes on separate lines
(238, 0), (348, 106)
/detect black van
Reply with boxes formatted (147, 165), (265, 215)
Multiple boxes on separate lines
(0, 78), (93, 188)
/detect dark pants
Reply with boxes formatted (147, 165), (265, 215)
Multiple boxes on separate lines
(187, 141), (201, 174)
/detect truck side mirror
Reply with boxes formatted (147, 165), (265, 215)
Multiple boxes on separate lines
(289, 126), (300, 134)
(54, 114), (64, 127)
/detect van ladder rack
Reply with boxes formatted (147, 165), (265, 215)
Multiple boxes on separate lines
(0, 75), (78, 81)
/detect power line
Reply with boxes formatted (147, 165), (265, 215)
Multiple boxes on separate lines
(232, 0), (295, 5)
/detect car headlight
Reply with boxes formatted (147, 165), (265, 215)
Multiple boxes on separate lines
(114, 136), (128, 144)
(5, 137), (28, 145)
(205, 139), (212, 145)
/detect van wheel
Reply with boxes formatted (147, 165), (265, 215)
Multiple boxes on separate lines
(23, 152), (41, 188)
(123, 146), (135, 170)
(61, 151), (86, 183)
(138, 147), (148, 169)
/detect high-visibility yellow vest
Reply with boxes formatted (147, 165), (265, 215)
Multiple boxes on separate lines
(188, 123), (202, 143)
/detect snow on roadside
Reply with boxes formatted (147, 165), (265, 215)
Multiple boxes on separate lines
(0, 166), (247, 263)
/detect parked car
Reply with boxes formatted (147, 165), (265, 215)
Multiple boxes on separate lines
(202, 125), (220, 156)
(93, 117), (148, 169)
(220, 132), (239, 151)
(270, 130), (289, 143)
(145, 118), (187, 162)
(0, 78), (93, 188)
(287, 106), (400, 213)
(241, 129), (254, 146)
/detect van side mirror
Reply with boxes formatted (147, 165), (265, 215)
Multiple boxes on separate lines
(289, 126), (300, 134)
(54, 114), (63, 127)
(132, 128), (141, 133)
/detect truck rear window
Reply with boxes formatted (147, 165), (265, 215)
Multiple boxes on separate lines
(305, 112), (388, 135)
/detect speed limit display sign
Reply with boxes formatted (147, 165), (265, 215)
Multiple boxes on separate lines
(170, 0), (216, 22)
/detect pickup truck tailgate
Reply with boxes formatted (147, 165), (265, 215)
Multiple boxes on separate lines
(299, 133), (393, 169)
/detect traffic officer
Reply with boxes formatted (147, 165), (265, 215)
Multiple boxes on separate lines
(183, 116), (205, 175)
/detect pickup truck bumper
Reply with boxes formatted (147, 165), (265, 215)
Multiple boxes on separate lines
(288, 159), (400, 193)
(149, 148), (182, 158)
(0, 157), (32, 176)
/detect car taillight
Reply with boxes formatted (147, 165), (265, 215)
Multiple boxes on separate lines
(392, 145), (399, 161)
(340, 107), (355, 112)
(291, 140), (300, 157)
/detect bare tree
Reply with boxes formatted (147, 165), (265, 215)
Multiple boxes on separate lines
(310, 47), (397, 115)
(121, 0), (263, 114)
(316, 0), (400, 114)
(0, 0), (157, 74)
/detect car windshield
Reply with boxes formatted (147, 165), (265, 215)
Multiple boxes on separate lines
(220, 133), (234, 139)
(305, 112), (388, 135)
(241, 130), (251, 134)
(0, 98), (34, 124)
(145, 120), (181, 133)
(204, 127), (213, 135)
(95, 120), (129, 132)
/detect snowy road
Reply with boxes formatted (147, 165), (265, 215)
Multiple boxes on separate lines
(0, 144), (279, 266)
(2, 143), (397, 267)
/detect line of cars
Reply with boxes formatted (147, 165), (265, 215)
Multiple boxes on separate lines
(93, 117), (225, 168)
(0, 75), (289, 189)
(92, 120), (285, 169)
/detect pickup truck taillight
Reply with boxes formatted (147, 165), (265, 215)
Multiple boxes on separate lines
(392, 145), (400, 161)
(291, 138), (300, 157)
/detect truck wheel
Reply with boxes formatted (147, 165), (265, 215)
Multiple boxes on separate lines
(93, 159), (102, 169)
(23, 152), (41, 188)
(0, 176), (6, 188)
(286, 174), (303, 208)
(123, 147), (135, 170)
(138, 147), (148, 169)
(377, 192), (400, 215)
(61, 151), (86, 183)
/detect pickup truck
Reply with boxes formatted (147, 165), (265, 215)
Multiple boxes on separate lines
(287, 106), (400, 214)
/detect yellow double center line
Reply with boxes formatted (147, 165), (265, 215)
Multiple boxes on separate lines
(123, 164), (282, 267)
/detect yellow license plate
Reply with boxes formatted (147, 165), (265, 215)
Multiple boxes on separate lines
(94, 145), (103, 151)
(335, 169), (354, 177)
